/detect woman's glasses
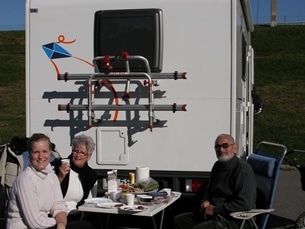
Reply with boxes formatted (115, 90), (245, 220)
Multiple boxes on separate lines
(214, 143), (234, 150)
(72, 150), (88, 157)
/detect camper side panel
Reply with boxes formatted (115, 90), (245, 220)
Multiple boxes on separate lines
(26, 0), (251, 175)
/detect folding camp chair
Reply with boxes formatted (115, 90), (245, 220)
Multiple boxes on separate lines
(230, 141), (287, 229)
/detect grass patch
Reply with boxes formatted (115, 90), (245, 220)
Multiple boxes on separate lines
(252, 25), (305, 163)
(0, 31), (25, 143)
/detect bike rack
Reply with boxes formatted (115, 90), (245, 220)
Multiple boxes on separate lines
(57, 54), (187, 131)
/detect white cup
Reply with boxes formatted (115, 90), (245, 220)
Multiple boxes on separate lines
(110, 190), (121, 202)
(163, 188), (171, 196)
(126, 193), (135, 206)
(61, 159), (70, 165)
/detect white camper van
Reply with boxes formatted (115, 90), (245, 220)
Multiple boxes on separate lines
(26, 0), (255, 196)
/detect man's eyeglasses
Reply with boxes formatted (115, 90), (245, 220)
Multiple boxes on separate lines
(72, 150), (88, 157)
(214, 143), (234, 150)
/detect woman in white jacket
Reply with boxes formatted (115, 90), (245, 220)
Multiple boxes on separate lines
(6, 133), (94, 229)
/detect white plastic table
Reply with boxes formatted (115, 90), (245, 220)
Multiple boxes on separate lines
(78, 193), (181, 229)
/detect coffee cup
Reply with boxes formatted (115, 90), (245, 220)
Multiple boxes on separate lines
(126, 193), (135, 205)
(163, 188), (171, 196)
(61, 159), (70, 165)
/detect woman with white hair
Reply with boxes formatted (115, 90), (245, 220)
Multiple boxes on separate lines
(54, 134), (97, 221)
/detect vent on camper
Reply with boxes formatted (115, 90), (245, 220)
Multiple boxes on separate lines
(94, 8), (163, 73)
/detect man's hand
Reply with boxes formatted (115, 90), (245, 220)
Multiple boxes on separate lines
(201, 200), (210, 209)
(201, 200), (215, 219)
(204, 204), (215, 216)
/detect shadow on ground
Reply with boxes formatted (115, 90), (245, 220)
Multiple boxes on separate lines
(267, 214), (295, 228)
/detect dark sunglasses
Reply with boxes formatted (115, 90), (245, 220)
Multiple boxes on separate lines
(214, 143), (234, 150)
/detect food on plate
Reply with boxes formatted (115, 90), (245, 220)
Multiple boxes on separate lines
(136, 205), (146, 210)
(134, 177), (159, 192)
(119, 184), (143, 193)
(120, 205), (147, 212)
(119, 177), (159, 192)
(114, 203), (124, 207)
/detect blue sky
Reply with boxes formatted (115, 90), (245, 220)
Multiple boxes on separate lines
(0, 0), (25, 31)
(251, 0), (305, 24)
(0, 0), (305, 31)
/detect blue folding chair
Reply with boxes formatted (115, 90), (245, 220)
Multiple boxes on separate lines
(231, 141), (287, 229)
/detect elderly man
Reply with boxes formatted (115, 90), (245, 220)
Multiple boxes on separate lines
(174, 134), (256, 229)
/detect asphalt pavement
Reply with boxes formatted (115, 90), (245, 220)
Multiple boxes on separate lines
(267, 166), (305, 228)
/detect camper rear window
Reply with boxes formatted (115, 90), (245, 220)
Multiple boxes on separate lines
(94, 8), (163, 73)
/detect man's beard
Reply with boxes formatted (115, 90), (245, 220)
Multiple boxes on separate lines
(217, 154), (232, 162)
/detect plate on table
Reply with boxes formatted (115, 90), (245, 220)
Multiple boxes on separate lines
(96, 202), (124, 208)
(131, 189), (159, 195)
(137, 194), (154, 205)
(119, 205), (148, 212)
(84, 197), (112, 204)
(120, 186), (158, 195)
(171, 191), (182, 197)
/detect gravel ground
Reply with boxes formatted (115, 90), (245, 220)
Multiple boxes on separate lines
(267, 167), (305, 228)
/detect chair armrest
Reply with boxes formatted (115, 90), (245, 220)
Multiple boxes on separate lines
(230, 209), (274, 219)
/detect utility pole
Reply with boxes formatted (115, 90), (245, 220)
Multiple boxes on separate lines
(270, 0), (277, 27)
(256, 0), (260, 24)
